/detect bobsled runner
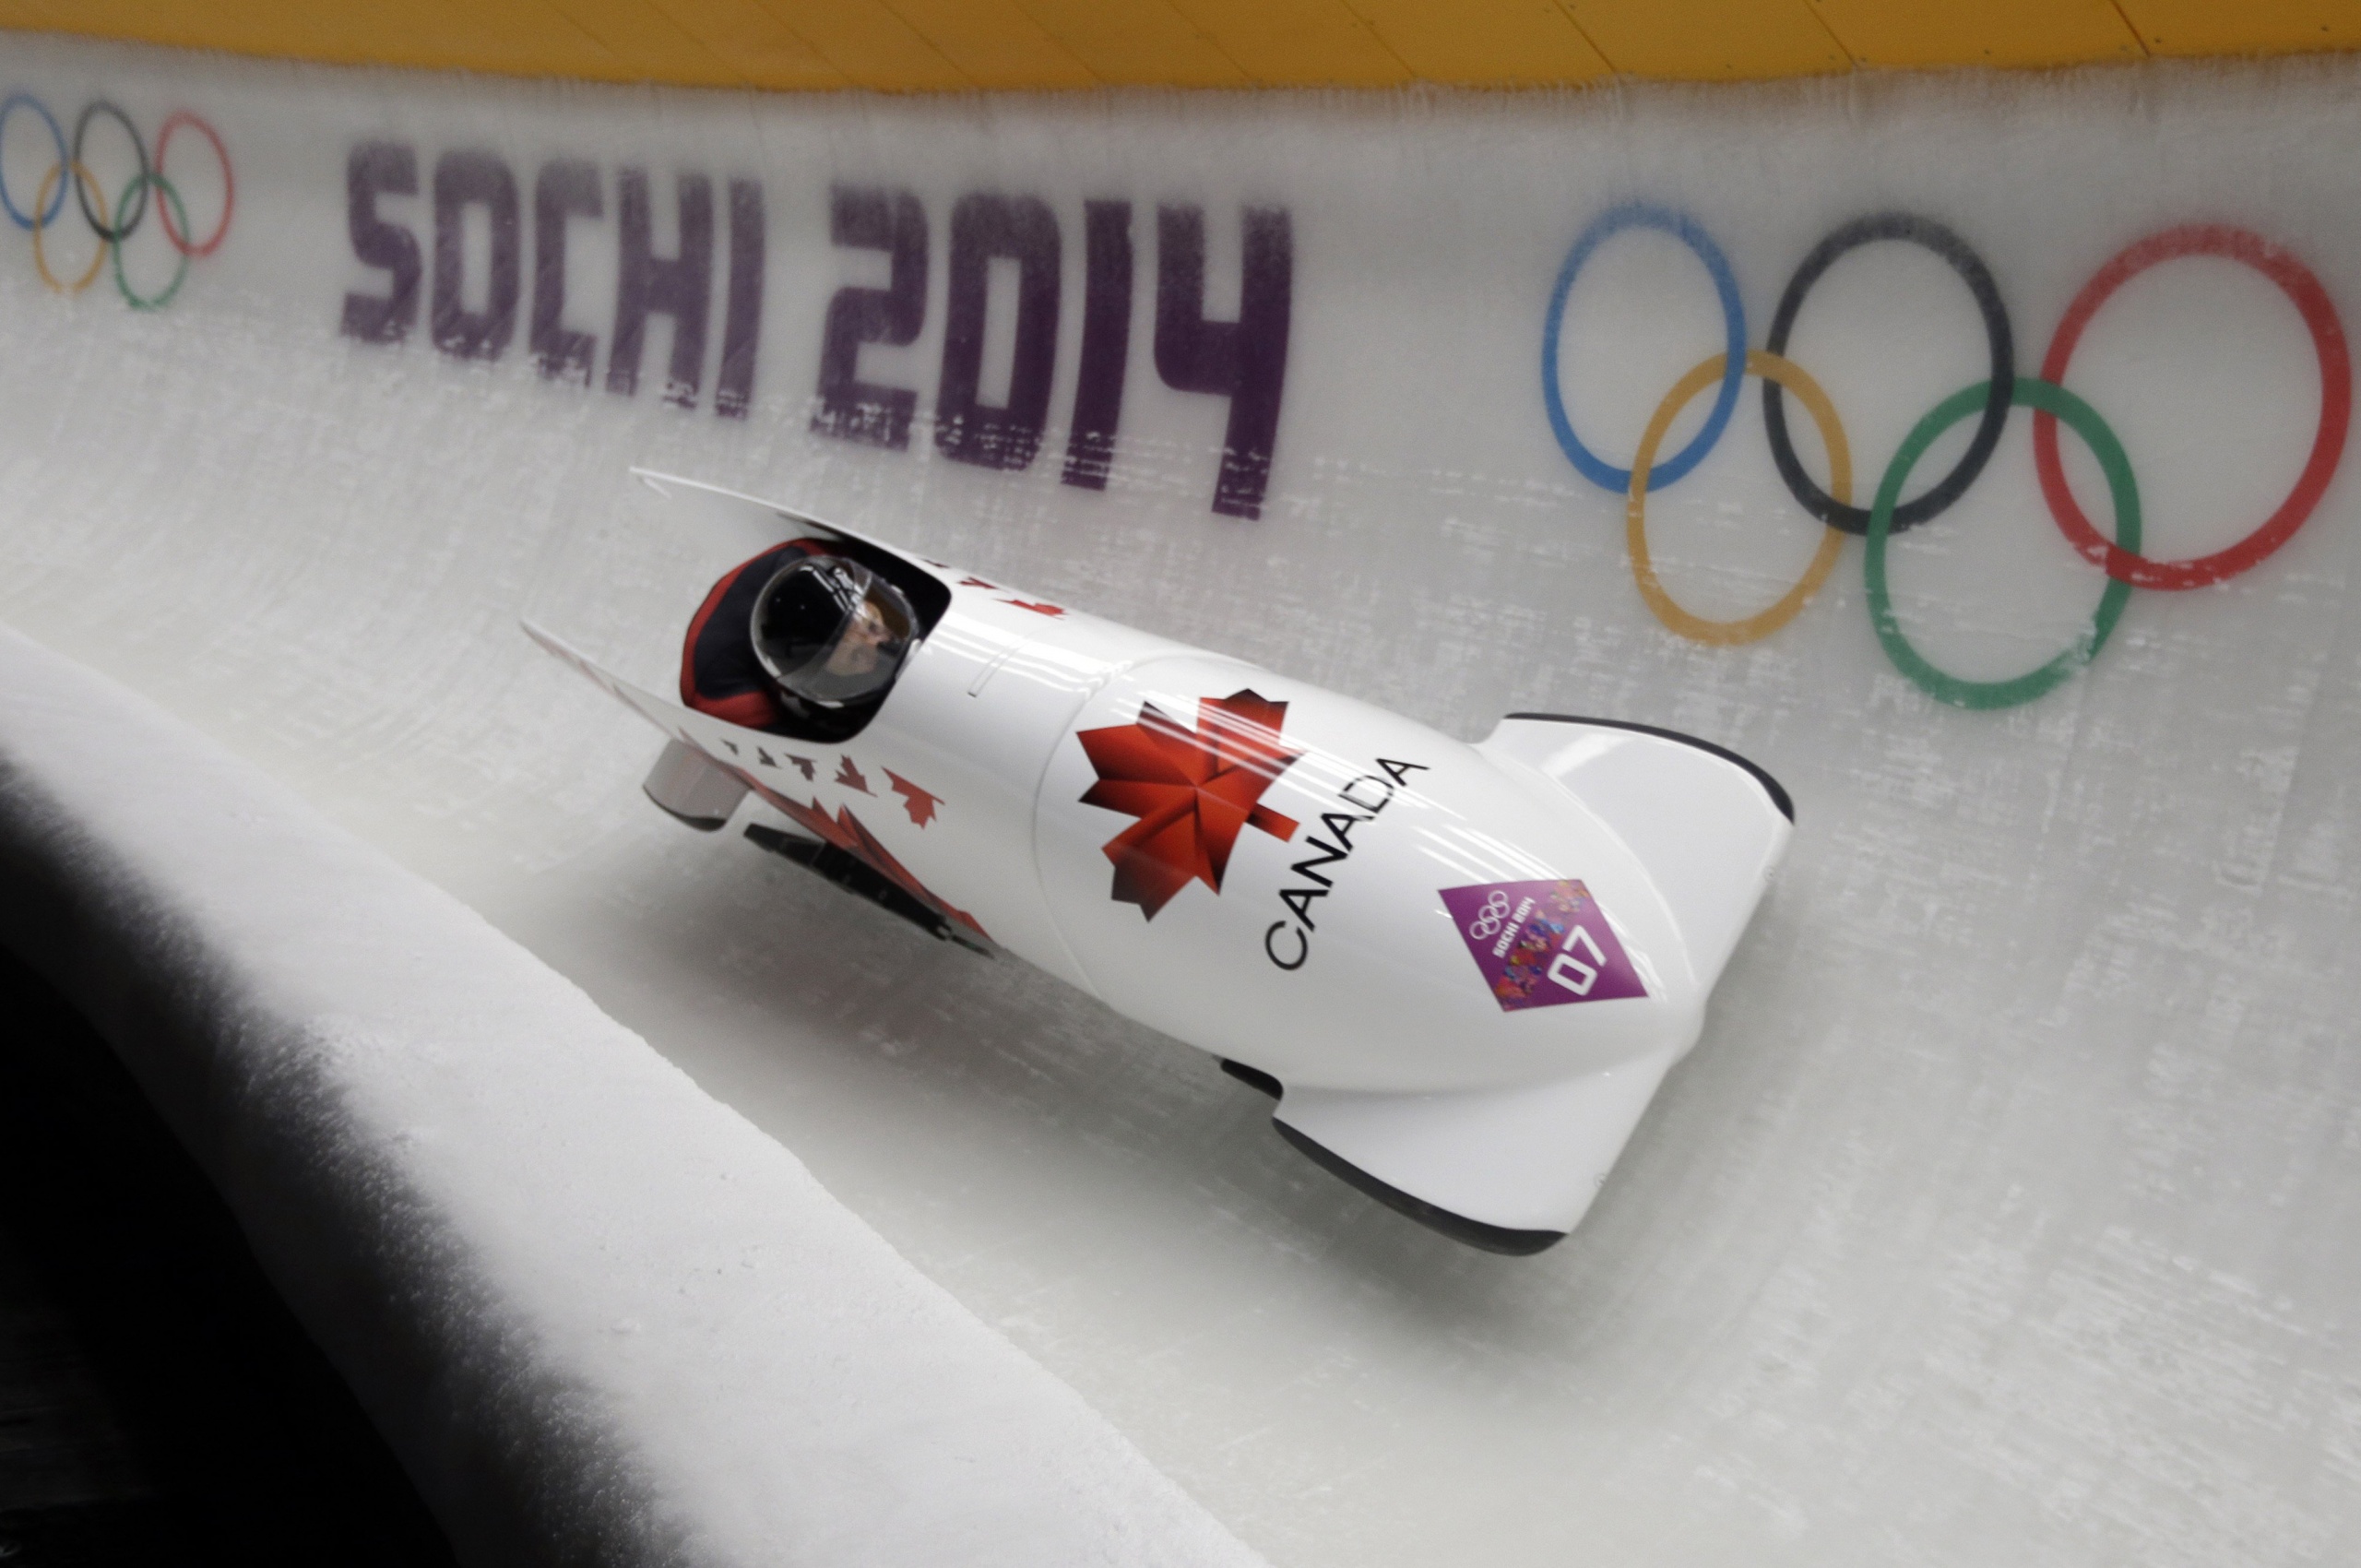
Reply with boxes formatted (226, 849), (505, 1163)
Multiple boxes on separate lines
(527, 470), (1792, 1253)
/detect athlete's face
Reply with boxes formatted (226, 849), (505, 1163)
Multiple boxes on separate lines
(825, 599), (892, 676)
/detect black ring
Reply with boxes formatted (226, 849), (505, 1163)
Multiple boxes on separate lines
(72, 101), (148, 243)
(1762, 212), (2013, 537)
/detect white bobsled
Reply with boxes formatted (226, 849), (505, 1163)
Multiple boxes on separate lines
(528, 471), (1791, 1253)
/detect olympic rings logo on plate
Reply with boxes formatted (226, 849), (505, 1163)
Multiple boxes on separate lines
(1466, 888), (1514, 942)
(0, 93), (234, 310)
(1542, 203), (2352, 710)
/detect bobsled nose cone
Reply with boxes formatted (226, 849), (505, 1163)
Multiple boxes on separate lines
(1479, 714), (1793, 990)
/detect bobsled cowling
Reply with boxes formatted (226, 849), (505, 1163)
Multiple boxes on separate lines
(529, 471), (1791, 1253)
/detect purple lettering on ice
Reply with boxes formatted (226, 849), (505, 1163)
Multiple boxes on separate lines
(937, 192), (1061, 471)
(341, 142), (421, 344)
(609, 169), (712, 408)
(1061, 199), (1133, 491)
(812, 184), (927, 450)
(718, 178), (765, 420)
(531, 158), (600, 385)
(1154, 204), (1292, 519)
(340, 150), (1289, 505)
(432, 149), (520, 361)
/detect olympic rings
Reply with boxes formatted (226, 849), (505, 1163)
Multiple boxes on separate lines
(0, 94), (65, 230)
(1868, 378), (2141, 710)
(2034, 224), (2351, 590)
(1628, 350), (1849, 646)
(113, 172), (190, 311)
(1544, 203), (1748, 493)
(72, 101), (147, 242)
(1762, 213), (2013, 538)
(1542, 206), (2350, 711)
(1, 92), (230, 308)
(30, 162), (106, 295)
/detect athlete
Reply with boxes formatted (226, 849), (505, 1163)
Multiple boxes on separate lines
(681, 541), (918, 741)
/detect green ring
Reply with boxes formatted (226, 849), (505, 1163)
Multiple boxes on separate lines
(111, 170), (190, 311)
(1866, 376), (2142, 710)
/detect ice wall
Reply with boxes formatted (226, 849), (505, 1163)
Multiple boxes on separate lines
(1, 31), (2357, 1567)
(0, 622), (1268, 1568)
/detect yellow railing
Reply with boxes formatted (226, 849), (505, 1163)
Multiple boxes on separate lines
(2, 0), (2352, 91)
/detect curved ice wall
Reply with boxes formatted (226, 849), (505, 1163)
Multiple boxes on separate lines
(3, 30), (2358, 1568)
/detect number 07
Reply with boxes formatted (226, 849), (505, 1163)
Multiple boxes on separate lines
(1548, 924), (1606, 995)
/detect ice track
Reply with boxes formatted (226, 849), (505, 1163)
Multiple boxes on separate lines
(3, 31), (2359, 1568)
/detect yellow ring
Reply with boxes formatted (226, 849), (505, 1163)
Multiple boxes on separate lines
(32, 161), (108, 295)
(1626, 349), (1850, 646)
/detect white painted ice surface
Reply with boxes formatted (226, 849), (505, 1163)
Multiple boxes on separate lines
(1, 31), (2358, 1567)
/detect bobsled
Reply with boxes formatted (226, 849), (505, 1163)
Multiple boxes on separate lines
(528, 471), (1791, 1253)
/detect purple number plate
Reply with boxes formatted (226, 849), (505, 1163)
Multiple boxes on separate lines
(1440, 878), (1647, 1013)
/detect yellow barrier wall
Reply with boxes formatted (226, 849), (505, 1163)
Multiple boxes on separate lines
(0, 0), (2355, 90)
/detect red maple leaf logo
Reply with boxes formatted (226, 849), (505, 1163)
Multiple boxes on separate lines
(1004, 598), (1065, 617)
(884, 769), (941, 827)
(1077, 689), (1302, 919)
(835, 755), (872, 794)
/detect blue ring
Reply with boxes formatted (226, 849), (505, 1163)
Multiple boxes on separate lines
(1542, 203), (1747, 493)
(0, 94), (66, 231)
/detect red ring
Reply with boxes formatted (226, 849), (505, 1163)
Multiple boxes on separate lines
(153, 110), (232, 257)
(2034, 224), (2350, 590)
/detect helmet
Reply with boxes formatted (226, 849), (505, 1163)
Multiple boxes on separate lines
(750, 555), (917, 708)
